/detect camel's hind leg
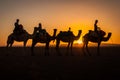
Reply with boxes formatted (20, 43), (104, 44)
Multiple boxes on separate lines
(6, 36), (14, 47)
(31, 40), (37, 56)
(23, 40), (27, 48)
(6, 40), (14, 47)
(97, 42), (101, 56)
(70, 42), (73, 56)
(55, 39), (61, 56)
(82, 42), (86, 56)
(86, 42), (91, 56)
(45, 42), (50, 56)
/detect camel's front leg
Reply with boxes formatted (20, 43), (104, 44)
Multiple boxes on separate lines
(82, 42), (86, 56)
(31, 40), (37, 56)
(86, 43), (91, 56)
(70, 42), (73, 56)
(45, 42), (49, 56)
(55, 40), (61, 56)
(97, 42), (101, 56)
(23, 41), (27, 48)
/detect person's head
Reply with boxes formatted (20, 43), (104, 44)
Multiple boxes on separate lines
(16, 19), (19, 22)
(38, 23), (42, 29)
(95, 20), (98, 24)
(69, 27), (71, 30)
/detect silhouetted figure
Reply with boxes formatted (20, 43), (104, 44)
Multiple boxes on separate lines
(13, 19), (26, 35)
(55, 29), (82, 56)
(38, 23), (42, 32)
(31, 27), (57, 56)
(37, 23), (46, 36)
(13, 19), (20, 34)
(6, 27), (38, 48)
(94, 20), (99, 32)
(7, 19), (34, 47)
(68, 27), (71, 32)
(89, 20), (106, 38)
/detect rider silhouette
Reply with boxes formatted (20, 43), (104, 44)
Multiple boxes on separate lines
(93, 20), (106, 37)
(38, 23), (46, 36)
(13, 19), (20, 33)
(13, 19), (25, 35)
(94, 19), (101, 33)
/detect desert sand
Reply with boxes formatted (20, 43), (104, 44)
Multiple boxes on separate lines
(0, 44), (120, 80)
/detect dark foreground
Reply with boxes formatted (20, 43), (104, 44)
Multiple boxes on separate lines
(0, 45), (120, 80)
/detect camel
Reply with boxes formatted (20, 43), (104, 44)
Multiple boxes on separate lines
(31, 29), (57, 56)
(55, 30), (82, 55)
(6, 27), (38, 47)
(82, 30), (112, 56)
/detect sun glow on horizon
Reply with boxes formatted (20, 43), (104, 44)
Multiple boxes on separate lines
(77, 40), (83, 44)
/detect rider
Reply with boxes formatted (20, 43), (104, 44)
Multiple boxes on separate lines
(38, 23), (46, 36)
(68, 27), (71, 32)
(13, 19), (26, 34)
(94, 19), (100, 33)
(93, 19), (106, 37)
(13, 19), (20, 34)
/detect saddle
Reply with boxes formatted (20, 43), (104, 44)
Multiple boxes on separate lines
(13, 24), (26, 35)
(89, 30), (106, 38)
(36, 29), (48, 40)
(60, 31), (73, 36)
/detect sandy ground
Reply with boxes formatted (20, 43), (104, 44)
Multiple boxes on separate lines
(0, 45), (120, 80)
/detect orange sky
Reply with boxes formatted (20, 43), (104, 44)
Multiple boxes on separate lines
(0, 0), (120, 46)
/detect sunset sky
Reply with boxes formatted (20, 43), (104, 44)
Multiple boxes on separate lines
(0, 0), (120, 46)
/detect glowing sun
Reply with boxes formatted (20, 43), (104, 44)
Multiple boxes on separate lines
(77, 40), (82, 44)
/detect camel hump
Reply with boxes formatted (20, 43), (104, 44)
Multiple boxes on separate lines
(59, 31), (73, 36)
(88, 30), (98, 37)
(13, 24), (27, 35)
(88, 30), (106, 38)
(39, 29), (47, 36)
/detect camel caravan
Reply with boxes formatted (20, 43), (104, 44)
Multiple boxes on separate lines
(6, 19), (112, 56)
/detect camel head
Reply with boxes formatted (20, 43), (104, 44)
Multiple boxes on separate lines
(102, 32), (112, 41)
(74, 30), (82, 40)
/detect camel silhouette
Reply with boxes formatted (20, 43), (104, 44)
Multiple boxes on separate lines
(82, 30), (112, 56)
(6, 27), (38, 47)
(55, 30), (82, 56)
(31, 29), (57, 56)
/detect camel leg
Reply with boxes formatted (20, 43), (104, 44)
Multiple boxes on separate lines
(6, 38), (14, 47)
(45, 42), (49, 56)
(31, 40), (37, 56)
(70, 42), (73, 56)
(82, 42), (86, 56)
(97, 42), (101, 56)
(9, 41), (14, 47)
(56, 39), (60, 50)
(66, 42), (70, 56)
(67, 42), (70, 50)
(86, 43), (91, 56)
(24, 41), (27, 48)
(6, 43), (9, 47)
(55, 40), (61, 56)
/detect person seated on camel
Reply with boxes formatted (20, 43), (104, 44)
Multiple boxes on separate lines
(13, 19), (20, 34)
(13, 19), (26, 35)
(38, 23), (47, 36)
(68, 27), (73, 35)
(89, 20), (106, 37)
